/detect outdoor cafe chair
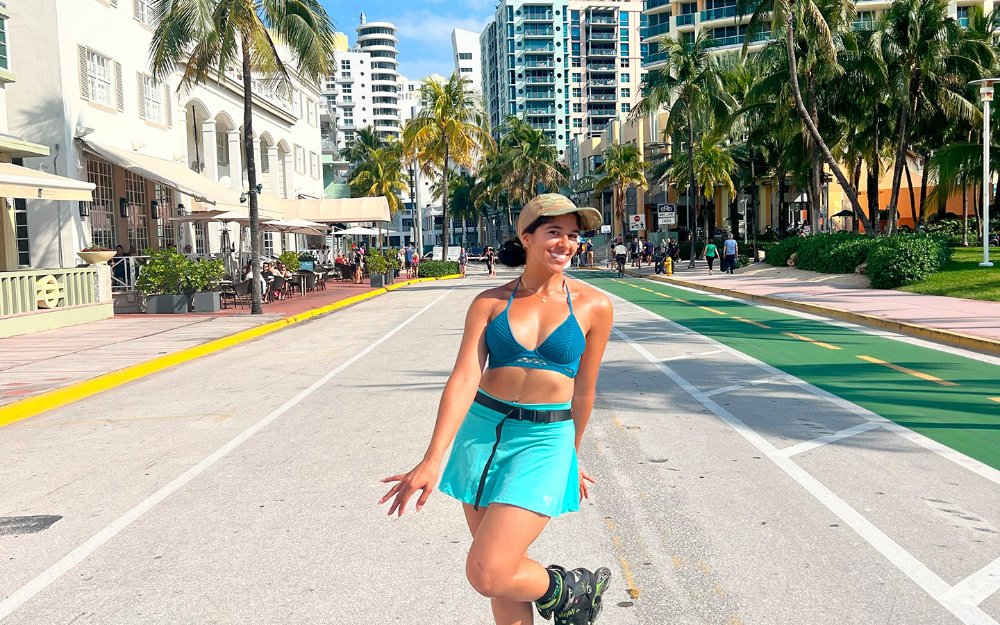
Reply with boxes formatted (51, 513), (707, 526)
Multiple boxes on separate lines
(305, 272), (317, 292)
(232, 279), (253, 309)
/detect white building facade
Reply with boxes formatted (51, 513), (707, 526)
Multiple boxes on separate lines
(6, 0), (325, 270)
(451, 28), (483, 95)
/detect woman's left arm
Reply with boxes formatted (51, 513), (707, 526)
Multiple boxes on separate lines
(571, 291), (614, 450)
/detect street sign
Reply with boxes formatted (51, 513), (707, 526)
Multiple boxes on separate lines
(659, 203), (676, 214)
(600, 224), (612, 234)
(629, 213), (646, 231)
(658, 213), (676, 226)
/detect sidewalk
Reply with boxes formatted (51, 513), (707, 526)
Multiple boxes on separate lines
(0, 279), (383, 410)
(600, 259), (1000, 355)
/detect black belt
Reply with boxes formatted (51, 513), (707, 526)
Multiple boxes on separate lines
(471, 391), (573, 511)
(473, 391), (573, 423)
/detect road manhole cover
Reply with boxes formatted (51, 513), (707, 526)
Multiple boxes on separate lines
(0, 515), (62, 536)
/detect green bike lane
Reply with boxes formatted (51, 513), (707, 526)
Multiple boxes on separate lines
(577, 272), (1000, 471)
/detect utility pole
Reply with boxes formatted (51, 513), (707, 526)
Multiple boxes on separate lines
(971, 78), (998, 267)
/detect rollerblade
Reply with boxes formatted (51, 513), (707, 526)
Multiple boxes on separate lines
(536, 565), (612, 625)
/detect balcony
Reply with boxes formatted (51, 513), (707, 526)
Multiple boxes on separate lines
(589, 109), (616, 117)
(642, 21), (672, 39)
(524, 43), (556, 52)
(587, 63), (616, 72)
(645, 0), (672, 12)
(525, 106), (556, 114)
(523, 11), (554, 22)
(701, 5), (737, 21)
(643, 49), (670, 67)
(588, 47), (617, 57)
(677, 13), (696, 26)
(584, 16), (615, 25)
(525, 59), (554, 67)
(588, 93), (617, 101)
(524, 26), (555, 36)
(525, 90), (556, 99)
(589, 32), (615, 40)
(588, 78), (617, 86)
(525, 74), (556, 83)
(711, 30), (771, 47)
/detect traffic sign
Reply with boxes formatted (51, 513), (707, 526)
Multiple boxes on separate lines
(629, 213), (646, 231)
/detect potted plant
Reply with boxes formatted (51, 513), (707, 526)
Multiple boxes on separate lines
(77, 245), (117, 265)
(383, 249), (401, 284)
(365, 250), (388, 288)
(136, 249), (188, 313)
(186, 258), (226, 312)
(279, 251), (301, 272)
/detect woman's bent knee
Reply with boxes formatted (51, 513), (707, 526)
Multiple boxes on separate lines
(465, 553), (512, 598)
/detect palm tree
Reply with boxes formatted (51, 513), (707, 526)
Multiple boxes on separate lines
(149, 0), (336, 314)
(631, 32), (727, 262)
(437, 171), (482, 249)
(594, 143), (648, 238)
(349, 141), (409, 249)
(404, 73), (492, 261)
(343, 126), (387, 169)
(877, 0), (988, 234)
(496, 116), (569, 204)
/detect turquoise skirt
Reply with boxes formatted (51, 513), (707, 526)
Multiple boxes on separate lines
(439, 390), (579, 517)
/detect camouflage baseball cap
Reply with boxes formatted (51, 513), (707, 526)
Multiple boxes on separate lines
(516, 193), (604, 235)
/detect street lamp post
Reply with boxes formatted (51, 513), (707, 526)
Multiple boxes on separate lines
(971, 78), (999, 267)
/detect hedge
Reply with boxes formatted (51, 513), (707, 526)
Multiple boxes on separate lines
(867, 235), (953, 289)
(417, 260), (459, 278)
(792, 232), (878, 274)
(765, 237), (804, 268)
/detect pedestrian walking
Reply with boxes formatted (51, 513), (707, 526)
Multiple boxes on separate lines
(459, 247), (469, 277)
(380, 194), (614, 625)
(585, 240), (594, 267)
(485, 246), (497, 278)
(723, 232), (738, 274)
(704, 240), (718, 274)
(411, 251), (420, 278)
(643, 239), (654, 267)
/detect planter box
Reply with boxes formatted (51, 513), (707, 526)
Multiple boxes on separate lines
(369, 274), (385, 288)
(77, 250), (117, 265)
(385, 270), (395, 285)
(190, 291), (221, 313)
(144, 294), (188, 314)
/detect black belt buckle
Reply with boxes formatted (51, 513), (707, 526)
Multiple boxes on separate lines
(474, 391), (571, 423)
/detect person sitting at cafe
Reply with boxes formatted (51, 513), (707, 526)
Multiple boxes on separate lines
(334, 252), (347, 266)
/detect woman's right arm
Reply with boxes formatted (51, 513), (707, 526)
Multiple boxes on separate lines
(380, 293), (493, 517)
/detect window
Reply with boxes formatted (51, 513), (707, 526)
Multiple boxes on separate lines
(573, 118), (582, 128)
(343, 84), (352, 94)
(86, 158), (116, 252)
(621, 103), (630, 112)
(155, 185), (176, 250)
(306, 99), (316, 125)
(621, 43), (630, 56)
(139, 74), (164, 123)
(341, 71), (352, 79)
(86, 49), (113, 106)
(0, 18), (8, 70)
(459, 52), (473, 60)
(342, 95), (353, 103)
(621, 73), (630, 82)
(620, 87), (630, 98)
(572, 102), (582, 112)
(263, 231), (274, 256)
(260, 142), (270, 173)
(572, 87), (581, 97)
(341, 60), (351, 69)
(620, 58), (630, 68)
(124, 171), (149, 254)
(571, 57), (581, 67)
(216, 130), (229, 166)
(134, 0), (152, 24)
(309, 152), (319, 179)
(294, 145), (305, 174)
(461, 67), (472, 73)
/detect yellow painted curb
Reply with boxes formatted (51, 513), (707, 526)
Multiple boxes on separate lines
(643, 273), (1000, 358)
(0, 275), (462, 429)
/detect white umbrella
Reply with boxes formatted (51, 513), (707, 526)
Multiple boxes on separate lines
(334, 226), (379, 236)
(263, 218), (327, 236)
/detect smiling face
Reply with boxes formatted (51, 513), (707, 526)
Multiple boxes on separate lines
(520, 213), (582, 273)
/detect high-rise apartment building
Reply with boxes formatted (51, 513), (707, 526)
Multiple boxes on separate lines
(356, 14), (402, 139)
(451, 28), (483, 94)
(480, 0), (646, 157)
(640, 0), (769, 69)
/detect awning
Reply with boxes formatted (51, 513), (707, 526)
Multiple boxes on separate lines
(287, 196), (391, 223)
(0, 163), (95, 201)
(77, 139), (242, 207)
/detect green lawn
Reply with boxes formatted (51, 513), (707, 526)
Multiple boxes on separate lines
(900, 247), (1000, 301)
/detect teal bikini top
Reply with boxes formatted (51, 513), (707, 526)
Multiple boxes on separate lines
(485, 279), (586, 378)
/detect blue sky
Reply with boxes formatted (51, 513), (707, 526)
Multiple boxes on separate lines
(319, 0), (494, 80)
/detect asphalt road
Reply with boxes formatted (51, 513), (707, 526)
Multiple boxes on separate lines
(1, 266), (998, 625)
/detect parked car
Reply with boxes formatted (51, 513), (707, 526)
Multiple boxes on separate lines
(423, 246), (463, 262)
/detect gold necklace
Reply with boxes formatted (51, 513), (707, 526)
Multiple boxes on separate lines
(519, 277), (562, 303)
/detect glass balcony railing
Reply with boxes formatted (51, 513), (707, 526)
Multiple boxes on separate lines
(710, 30), (771, 47)
(588, 47), (617, 56)
(677, 13), (696, 26)
(646, 0), (672, 10)
(524, 90), (556, 99)
(701, 6), (737, 21)
(524, 43), (556, 52)
(588, 93), (617, 100)
(525, 74), (556, 83)
(584, 16), (615, 25)
(588, 78), (617, 86)
(525, 106), (556, 114)
(587, 63), (616, 72)
(589, 32), (615, 40)
(643, 49), (670, 66)
(642, 22), (671, 39)
(524, 11), (554, 21)
(524, 59), (554, 67)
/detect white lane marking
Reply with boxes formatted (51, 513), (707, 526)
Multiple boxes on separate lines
(612, 326), (998, 625)
(774, 422), (882, 458)
(703, 375), (792, 397)
(605, 288), (1000, 488)
(0, 282), (461, 621)
(945, 555), (1000, 606)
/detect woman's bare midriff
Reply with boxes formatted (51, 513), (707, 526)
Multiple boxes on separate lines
(480, 366), (574, 405)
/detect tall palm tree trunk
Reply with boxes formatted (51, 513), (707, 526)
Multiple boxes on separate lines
(886, 98), (916, 236)
(866, 159), (879, 236)
(904, 163), (917, 228)
(962, 182), (969, 246)
(783, 9), (871, 233)
(919, 154), (930, 223)
(441, 141), (450, 259)
(242, 41), (262, 314)
(687, 117), (697, 268)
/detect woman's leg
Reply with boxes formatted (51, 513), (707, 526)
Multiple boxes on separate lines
(463, 503), (551, 625)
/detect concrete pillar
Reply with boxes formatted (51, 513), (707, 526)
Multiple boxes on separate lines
(201, 119), (218, 181)
(267, 146), (279, 198)
(227, 131), (243, 192)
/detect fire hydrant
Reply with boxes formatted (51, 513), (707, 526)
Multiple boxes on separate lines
(665, 256), (673, 275)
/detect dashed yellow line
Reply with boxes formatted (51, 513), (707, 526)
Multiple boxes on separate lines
(733, 316), (771, 329)
(857, 355), (958, 387)
(612, 415), (624, 428)
(639, 287), (654, 293)
(990, 397), (1000, 404)
(783, 332), (841, 350)
(699, 306), (726, 315)
(604, 517), (641, 599)
(654, 292), (673, 300)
